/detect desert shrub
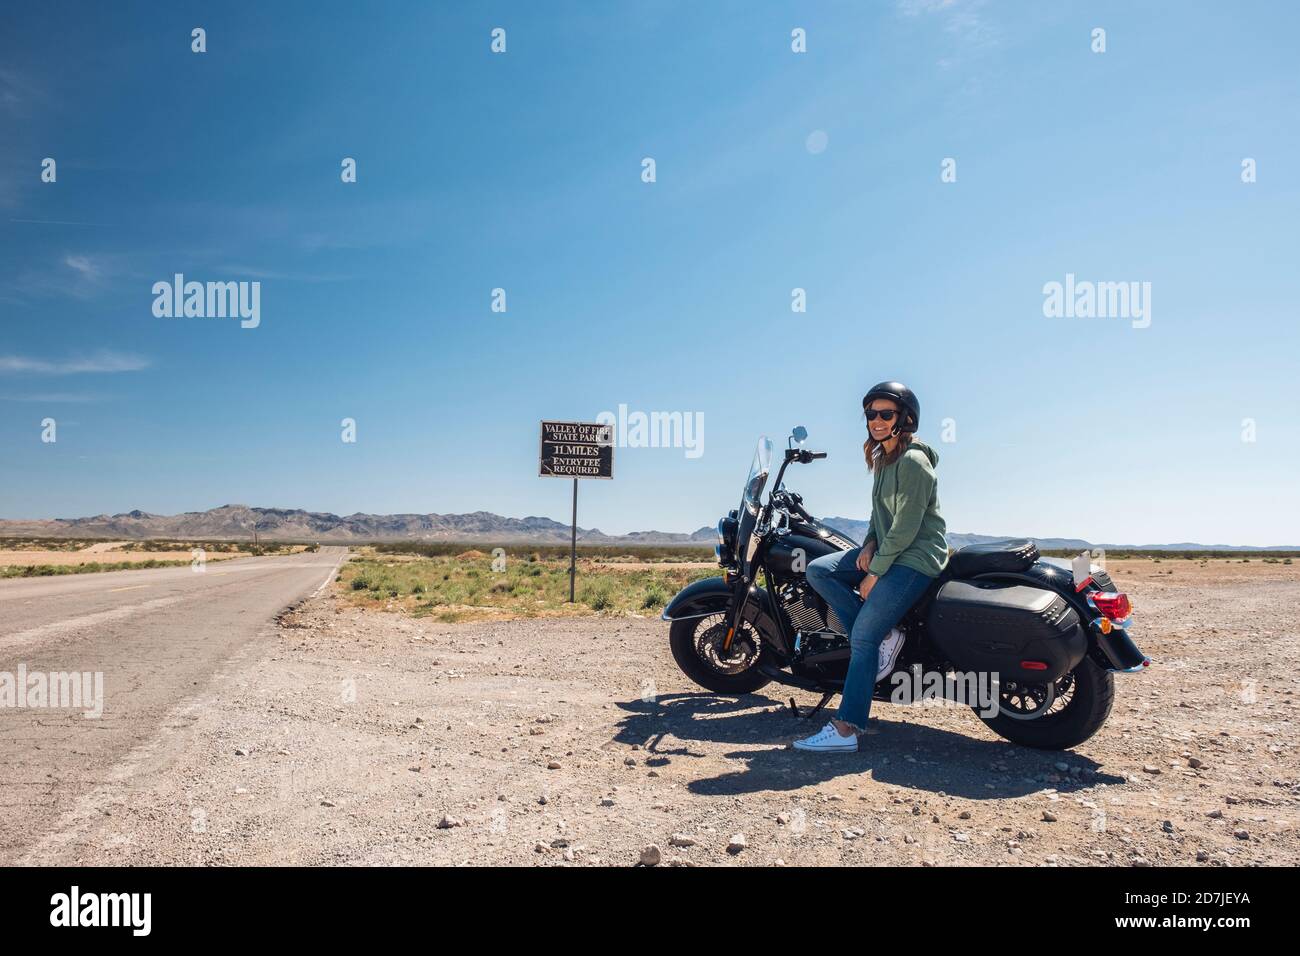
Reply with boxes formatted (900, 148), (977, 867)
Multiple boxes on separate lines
(584, 585), (614, 611)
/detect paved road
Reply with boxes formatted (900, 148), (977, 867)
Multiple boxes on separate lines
(0, 547), (347, 863)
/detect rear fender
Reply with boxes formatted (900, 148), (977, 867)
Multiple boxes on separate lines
(972, 569), (1149, 672)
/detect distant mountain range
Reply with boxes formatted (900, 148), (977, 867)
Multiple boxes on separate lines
(0, 505), (1293, 551)
(816, 518), (1296, 552)
(0, 505), (707, 545)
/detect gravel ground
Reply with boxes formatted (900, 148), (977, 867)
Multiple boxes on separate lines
(28, 559), (1299, 867)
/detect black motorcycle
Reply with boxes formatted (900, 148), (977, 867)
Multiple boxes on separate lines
(662, 430), (1151, 750)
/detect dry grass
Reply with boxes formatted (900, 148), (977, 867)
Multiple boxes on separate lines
(0, 538), (308, 576)
(337, 548), (718, 622)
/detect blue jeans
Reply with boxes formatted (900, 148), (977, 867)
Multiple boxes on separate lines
(805, 548), (934, 733)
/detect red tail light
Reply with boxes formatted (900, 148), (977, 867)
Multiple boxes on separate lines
(1091, 591), (1132, 621)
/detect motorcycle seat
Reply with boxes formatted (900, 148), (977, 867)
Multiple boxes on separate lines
(946, 539), (1040, 579)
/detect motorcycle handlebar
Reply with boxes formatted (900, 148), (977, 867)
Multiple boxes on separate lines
(785, 448), (826, 464)
(772, 489), (814, 522)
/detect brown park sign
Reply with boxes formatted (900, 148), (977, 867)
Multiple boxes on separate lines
(538, 421), (614, 480)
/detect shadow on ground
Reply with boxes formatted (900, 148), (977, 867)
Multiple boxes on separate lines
(613, 692), (1124, 800)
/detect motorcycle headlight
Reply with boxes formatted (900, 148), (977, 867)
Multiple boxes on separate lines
(717, 516), (738, 554)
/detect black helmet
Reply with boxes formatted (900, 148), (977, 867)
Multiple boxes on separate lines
(862, 381), (920, 433)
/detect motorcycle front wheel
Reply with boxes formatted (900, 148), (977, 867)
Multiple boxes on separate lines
(668, 611), (772, 695)
(976, 655), (1115, 750)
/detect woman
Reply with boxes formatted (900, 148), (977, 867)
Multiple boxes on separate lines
(793, 381), (949, 753)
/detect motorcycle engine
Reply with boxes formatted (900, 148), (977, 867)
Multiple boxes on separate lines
(779, 581), (847, 636)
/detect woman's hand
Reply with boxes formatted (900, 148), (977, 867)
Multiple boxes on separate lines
(858, 573), (878, 601)
(855, 543), (876, 573)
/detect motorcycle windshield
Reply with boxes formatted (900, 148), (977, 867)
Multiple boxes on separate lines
(732, 437), (772, 575)
(742, 437), (774, 516)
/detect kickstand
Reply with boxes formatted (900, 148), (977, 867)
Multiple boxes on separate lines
(789, 691), (836, 721)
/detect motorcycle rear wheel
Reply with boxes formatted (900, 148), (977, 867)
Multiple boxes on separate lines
(976, 655), (1114, 750)
(669, 612), (772, 695)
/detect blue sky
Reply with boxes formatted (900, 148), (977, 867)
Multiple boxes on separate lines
(1, 1), (1297, 545)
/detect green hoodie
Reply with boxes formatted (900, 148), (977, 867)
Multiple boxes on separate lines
(863, 439), (949, 578)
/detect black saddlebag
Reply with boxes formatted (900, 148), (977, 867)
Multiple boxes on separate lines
(925, 580), (1086, 683)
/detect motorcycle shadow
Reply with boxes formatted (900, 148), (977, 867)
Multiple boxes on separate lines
(613, 693), (1122, 800)
(613, 692), (780, 760)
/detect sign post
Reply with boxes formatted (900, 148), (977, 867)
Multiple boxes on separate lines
(569, 478), (578, 602)
(539, 421), (614, 603)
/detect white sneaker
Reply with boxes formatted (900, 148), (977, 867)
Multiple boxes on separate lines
(792, 721), (858, 753)
(876, 627), (905, 681)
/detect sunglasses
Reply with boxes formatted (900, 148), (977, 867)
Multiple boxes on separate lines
(864, 409), (898, 422)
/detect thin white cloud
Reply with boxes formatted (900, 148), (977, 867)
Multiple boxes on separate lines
(897, 0), (999, 57)
(64, 254), (105, 281)
(0, 68), (40, 116)
(219, 264), (353, 282)
(4, 253), (118, 301)
(10, 218), (110, 227)
(0, 392), (106, 403)
(0, 351), (150, 375)
(898, 0), (958, 12)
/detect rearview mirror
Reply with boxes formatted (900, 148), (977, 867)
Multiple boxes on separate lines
(791, 425), (808, 445)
